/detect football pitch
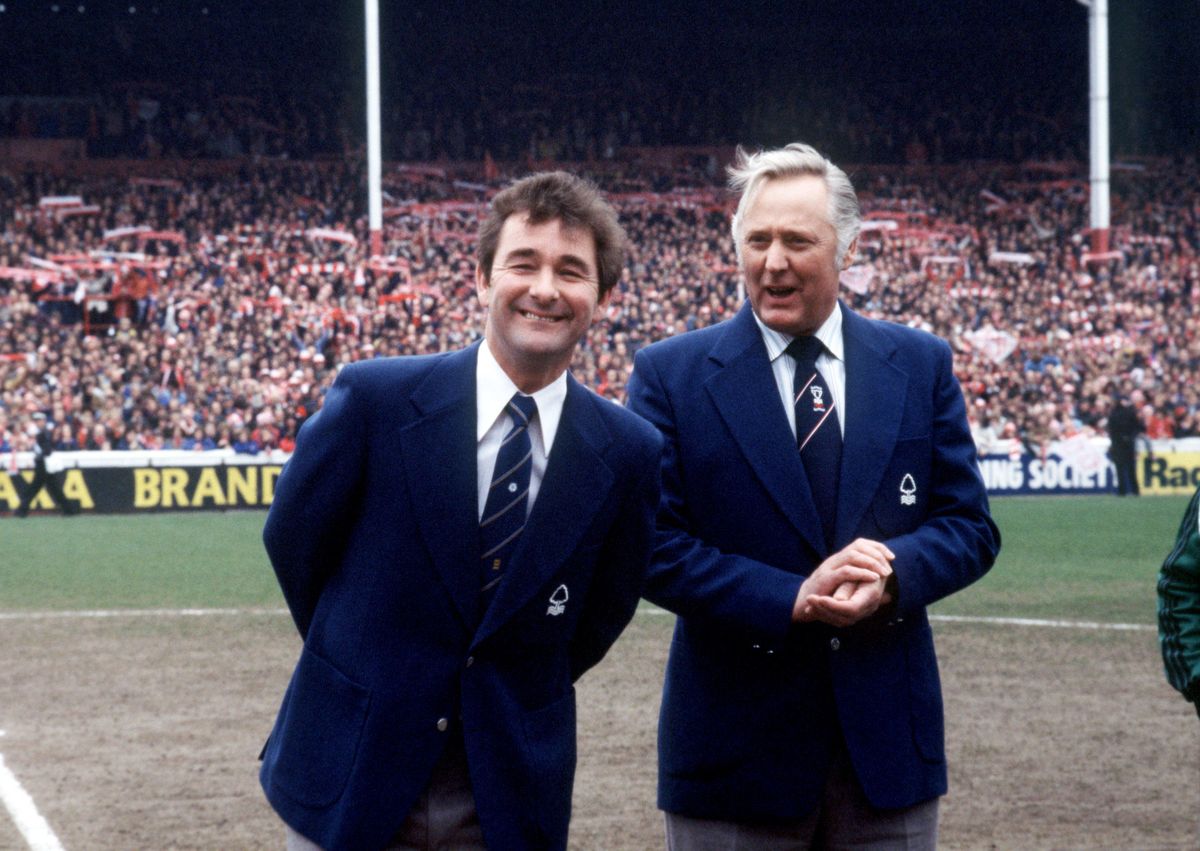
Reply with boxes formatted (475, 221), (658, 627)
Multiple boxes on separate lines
(1, 495), (1198, 848)
(0, 495), (1184, 620)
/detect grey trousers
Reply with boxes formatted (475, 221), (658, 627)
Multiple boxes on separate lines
(664, 745), (939, 851)
(285, 728), (485, 851)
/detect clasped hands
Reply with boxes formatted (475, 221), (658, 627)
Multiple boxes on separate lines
(791, 538), (895, 628)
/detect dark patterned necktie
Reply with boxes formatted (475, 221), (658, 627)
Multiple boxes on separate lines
(787, 336), (842, 549)
(480, 394), (538, 601)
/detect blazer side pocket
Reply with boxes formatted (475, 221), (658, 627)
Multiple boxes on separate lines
(906, 627), (945, 764)
(520, 688), (577, 842)
(271, 646), (371, 808)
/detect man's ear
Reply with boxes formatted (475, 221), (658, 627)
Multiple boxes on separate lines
(592, 287), (612, 322)
(475, 263), (490, 307)
(841, 236), (859, 270)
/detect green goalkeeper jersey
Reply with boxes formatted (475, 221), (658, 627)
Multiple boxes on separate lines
(1159, 486), (1200, 715)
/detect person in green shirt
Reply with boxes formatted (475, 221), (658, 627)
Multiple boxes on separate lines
(1158, 485), (1200, 718)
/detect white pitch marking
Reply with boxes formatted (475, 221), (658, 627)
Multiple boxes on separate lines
(0, 606), (1156, 633)
(640, 606), (1154, 633)
(929, 613), (1154, 632)
(0, 607), (288, 622)
(0, 753), (65, 851)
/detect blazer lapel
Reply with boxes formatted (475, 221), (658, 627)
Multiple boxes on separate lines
(706, 304), (826, 556)
(474, 375), (613, 645)
(836, 306), (907, 543)
(398, 345), (480, 634)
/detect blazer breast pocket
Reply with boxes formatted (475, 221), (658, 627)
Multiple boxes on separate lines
(542, 542), (602, 624)
(869, 435), (932, 538)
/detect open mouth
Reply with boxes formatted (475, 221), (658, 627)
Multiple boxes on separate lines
(519, 309), (566, 323)
(764, 286), (797, 298)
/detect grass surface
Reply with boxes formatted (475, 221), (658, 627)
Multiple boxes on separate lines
(1, 511), (278, 610)
(932, 494), (1188, 623)
(1, 495), (1192, 621)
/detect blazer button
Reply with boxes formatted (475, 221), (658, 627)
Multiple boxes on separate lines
(466, 656), (475, 668)
(436, 718), (449, 732)
(830, 637), (841, 651)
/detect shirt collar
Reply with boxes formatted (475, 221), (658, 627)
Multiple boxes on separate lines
(753, 302), (845, 364)
(476, 338), (567, 452)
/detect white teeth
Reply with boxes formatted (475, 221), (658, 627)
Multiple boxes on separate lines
(520, 310), (562, 322)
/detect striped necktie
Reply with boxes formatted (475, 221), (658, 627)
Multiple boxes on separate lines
(480, 393), (538, 601)
(787, 336), (841, 549)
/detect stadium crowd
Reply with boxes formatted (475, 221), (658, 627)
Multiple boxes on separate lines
(1, 67), (1091, 168)
(1, 153), (1197, 461)
(6, 2), (1158, 168)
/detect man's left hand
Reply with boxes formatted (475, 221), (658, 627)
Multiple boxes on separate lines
(807, 575), (892, 628)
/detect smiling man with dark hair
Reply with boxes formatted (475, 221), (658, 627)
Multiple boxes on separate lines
(260, 170), (661, 851)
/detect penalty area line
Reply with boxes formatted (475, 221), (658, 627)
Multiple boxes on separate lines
(0, 752), (65, 851)
(640, 606), (1154, 633)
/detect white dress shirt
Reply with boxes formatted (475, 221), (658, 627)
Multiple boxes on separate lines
(475, 339), (567, 521)
(753, 303), (847, 439)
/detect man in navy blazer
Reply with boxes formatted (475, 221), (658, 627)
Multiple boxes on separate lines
(627, 144), (1000, 849)
(260, 172), (661, 850)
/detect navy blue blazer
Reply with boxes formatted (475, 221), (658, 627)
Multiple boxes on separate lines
(260, 343), (662, 850)
(627, 302), (1000, 821)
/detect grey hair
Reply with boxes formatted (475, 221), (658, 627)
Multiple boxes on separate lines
(728, 142), (860, 266)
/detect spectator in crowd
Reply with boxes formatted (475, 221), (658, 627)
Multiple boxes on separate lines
(230, 427), (259, 456)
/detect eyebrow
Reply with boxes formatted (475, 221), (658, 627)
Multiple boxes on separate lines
(501, 247), (595, 274)
(744, 226), (815, 240)
(557, 254), (594, 274)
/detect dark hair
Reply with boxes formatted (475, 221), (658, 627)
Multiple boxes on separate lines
(477, 171), (627, 299)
